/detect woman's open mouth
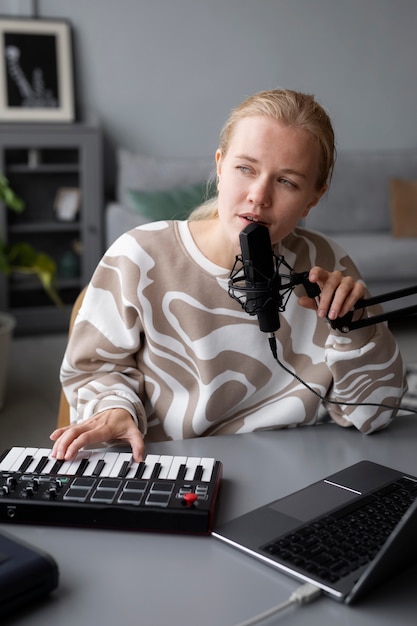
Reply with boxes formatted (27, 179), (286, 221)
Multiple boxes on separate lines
(240, 214), (269, 227)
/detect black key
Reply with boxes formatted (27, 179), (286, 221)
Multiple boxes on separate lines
(150, 463), (161, 479)
(33, 456), (50, 474)
(93, 459), (106, 477)
(18, 455), (34, 473)
(76, 458), (90, 476)
(194, 465), (204, 481)
(117, 460), (131, 478)
(133, 462), (146, 478)
(177, 464), (187, 481)
(49, 459), (64, 475)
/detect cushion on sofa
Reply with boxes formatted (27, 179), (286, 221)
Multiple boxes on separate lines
(390, 178), (417, 237)
(128, 181), (216, 221)
(117, 149), (214, 209)
(305, 149), (417, 234)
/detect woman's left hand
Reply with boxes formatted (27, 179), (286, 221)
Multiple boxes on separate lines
(298, 266), (366, 320)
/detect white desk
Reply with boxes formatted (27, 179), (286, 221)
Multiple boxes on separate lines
(2, 414), (417, 626)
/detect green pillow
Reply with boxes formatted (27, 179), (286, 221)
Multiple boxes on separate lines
(127, 181), (215, 221)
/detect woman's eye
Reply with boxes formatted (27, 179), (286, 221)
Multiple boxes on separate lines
(279, 178), (296, 188)
(237, 165), (252, 174)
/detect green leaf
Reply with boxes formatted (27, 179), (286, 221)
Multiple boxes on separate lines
(1, 172), (61, 307)
(0, 174), (24, 212)
(5, 243), (63, 306)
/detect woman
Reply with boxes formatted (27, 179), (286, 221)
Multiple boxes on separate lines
(50, 89), (406, 462)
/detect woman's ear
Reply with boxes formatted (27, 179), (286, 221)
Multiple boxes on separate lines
(215, 149), (223, 176)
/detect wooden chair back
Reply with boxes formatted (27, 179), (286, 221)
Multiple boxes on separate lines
(56, 286), (87, 428)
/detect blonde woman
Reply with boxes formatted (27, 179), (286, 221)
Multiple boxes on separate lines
(51, 89), (406, 462)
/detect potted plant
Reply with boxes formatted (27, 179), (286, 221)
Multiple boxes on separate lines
(0, 173), (60, 305)
(0, 174), (60, 409)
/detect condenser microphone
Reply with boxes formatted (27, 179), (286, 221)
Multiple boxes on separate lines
(239, 222), (280, 334)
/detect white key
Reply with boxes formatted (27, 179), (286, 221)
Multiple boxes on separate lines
(63, 450), (93, 475)
(124, 458), (142, 478)
(166, 456), (187, 480)
(23, 448), (54, 473)
(37, 449), (66, 475)
(199, 457), (215, 482)
(9, 447), (38, 472)
(108, 452), (134, 477)
(141, 454), (161, 480)
(183, 457), (200, 481)
(0, 447), (26, 472)
(157, 455), (175, 479)
(83, 451), (119, 477)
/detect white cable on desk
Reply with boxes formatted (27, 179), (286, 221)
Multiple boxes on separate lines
(233, 582), (322, 626)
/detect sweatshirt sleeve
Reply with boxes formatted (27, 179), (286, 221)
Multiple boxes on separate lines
(60, 236), (148, 435)
(323, 319), (407, 433)
(285, 228), (407, 434)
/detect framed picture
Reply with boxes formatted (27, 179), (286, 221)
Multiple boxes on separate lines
(0, 17), (74, 122)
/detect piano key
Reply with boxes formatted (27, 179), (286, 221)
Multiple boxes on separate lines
(131, 461), (146, 479)
(193, 465), (204, 481)
(33, 456), (49, 474)
(199, 457), (215, 482)
(37, 454), (62, 475)
(150, 462), (162, 479)
(157, 455), (176, 479)
(20, 448), (54, 474)
(57, 451), (92, 476)
(166, 456), (188, 480)
(118, 457), (144, 479)
(97, 451), (132, 478)
(183, 457), (201, 481)
(1, 447), (217, 484)
(140, 454), (161, 480)
(92, 460), (106, 476)
(19, 455), (36, 473)
(82, 451), (119, 477)
(49, 459), (64, 475)
(75, 458), (91, 476)
(0, 447), (27, 472)
(177, 464), (187, 481)
(10, 447), (38, 472)
(118, 461), (131, 478)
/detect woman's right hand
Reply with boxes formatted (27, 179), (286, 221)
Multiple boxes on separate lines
(49, 408), (145, 463)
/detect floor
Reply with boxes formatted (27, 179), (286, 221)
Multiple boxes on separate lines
(0, 319), (416, 452)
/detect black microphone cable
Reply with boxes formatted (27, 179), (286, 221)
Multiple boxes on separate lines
(229, 238), (417, 417)
(268, 336), (417, 416)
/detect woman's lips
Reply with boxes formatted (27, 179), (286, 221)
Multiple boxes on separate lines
(240, 214), (269, 227)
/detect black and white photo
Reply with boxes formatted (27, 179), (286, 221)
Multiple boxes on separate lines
(0, 18), (74, 122)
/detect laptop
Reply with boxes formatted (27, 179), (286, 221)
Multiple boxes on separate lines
(0, 530), (59, 618)
(213, 460), (417, 604)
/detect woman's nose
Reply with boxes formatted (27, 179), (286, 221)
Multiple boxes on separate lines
(248, 178), (272, 207)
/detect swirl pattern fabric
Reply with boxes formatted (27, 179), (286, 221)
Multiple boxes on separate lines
(60, 221), (406, 442)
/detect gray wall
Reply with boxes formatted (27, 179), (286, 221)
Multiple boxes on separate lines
(2, 0), (417, 194)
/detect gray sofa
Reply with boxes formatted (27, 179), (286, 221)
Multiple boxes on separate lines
(304, 148), (417, 307)
(106, 148), (417, 311)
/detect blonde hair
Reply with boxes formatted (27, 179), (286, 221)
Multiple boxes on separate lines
(189, 88), (335, 221)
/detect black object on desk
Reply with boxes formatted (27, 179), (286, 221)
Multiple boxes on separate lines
(0, 530), (58, 618)
(0, 447), (223, 535)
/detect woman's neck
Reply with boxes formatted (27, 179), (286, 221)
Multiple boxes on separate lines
(188, 219), (238, 270)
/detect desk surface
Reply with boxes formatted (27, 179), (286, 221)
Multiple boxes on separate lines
(2, 414), (417, 626)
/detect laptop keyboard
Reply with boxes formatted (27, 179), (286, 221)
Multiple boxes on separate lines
(261, 476), (417, 583)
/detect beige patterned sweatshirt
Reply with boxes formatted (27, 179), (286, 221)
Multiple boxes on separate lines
(61, 220), (406, 442)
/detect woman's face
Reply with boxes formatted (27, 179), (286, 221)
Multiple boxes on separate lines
(216, 115), (327, 249)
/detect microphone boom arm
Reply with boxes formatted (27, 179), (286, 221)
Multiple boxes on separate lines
(229, 253), (417, 333)
(329, 285), (417, 333)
